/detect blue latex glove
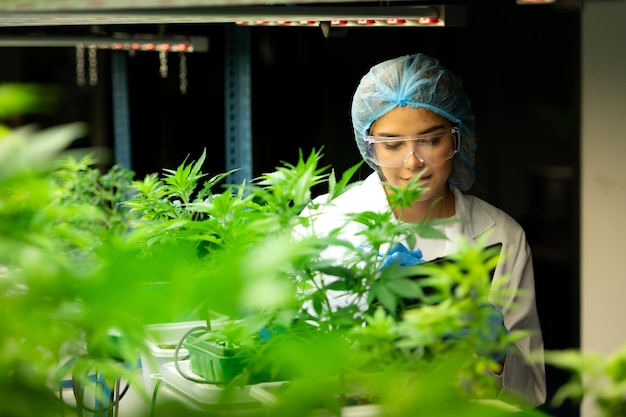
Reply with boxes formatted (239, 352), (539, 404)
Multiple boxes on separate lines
(477, 303), (510, 362)
(258, 324), (286, 342)
(379, 243), (424, 269)
(443, 303), (510, 363)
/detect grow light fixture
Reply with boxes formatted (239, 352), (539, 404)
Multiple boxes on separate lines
(0, 34), (208, 52)
(230, 5), (449, 27)
(234, 17), (440, 26)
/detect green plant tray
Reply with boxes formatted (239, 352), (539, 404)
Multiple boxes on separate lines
(183, 334), (252, 383)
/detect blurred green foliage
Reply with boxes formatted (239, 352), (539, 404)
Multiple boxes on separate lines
(544, 345), (626, 417)
(0, 84), (553, 417)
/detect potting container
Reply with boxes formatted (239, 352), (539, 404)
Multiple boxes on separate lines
(141, 316), (228, 393)
(158, 360), (260, 410)
(183, 333), (254, 384)
(249, 381), (382, 417)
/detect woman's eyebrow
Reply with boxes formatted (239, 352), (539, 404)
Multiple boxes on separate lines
(372, 124), (448, 137)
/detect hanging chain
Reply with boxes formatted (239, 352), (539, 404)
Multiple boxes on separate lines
(75, 44), (85, 86)
(159, 50), (168, 78)
(179, 52), (188, 95)
(87, 44), (98, 86)
(76, 42), (189, 94)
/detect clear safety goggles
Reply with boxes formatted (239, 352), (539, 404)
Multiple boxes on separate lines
(364, 127), (460, 168)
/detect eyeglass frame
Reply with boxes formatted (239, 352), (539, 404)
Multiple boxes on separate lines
(363, 126), (461, 168)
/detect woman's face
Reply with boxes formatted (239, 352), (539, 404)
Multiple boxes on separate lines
(368, 106), (455, 202)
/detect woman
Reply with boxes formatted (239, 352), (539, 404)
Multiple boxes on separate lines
(299, 53), (546, 407)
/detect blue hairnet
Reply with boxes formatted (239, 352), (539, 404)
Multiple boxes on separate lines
(351, 53), (477, 191)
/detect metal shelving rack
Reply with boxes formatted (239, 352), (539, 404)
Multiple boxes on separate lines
(0, 0), (466, 182)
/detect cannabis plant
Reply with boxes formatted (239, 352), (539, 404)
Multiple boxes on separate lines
(122, 149), (533, 412)
(0, 83), (550, 417)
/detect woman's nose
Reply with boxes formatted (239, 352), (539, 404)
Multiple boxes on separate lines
(403, 151), (425, 169)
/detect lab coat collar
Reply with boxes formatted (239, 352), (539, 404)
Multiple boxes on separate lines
(451, 186), (496, 240)
(364, 172), (496, 240)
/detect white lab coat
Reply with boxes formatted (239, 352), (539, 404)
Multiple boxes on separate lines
(299, 172), (547, 408)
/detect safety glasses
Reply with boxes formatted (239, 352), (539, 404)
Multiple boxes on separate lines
(364, 127), (460, 167)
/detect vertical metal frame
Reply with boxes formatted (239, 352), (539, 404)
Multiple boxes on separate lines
(224, 25), (252, 185)
(111, 50), (132, 169)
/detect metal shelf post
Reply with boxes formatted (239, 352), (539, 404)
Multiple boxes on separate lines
(224, 25), (252, 185)
(111, 50), (132, 169)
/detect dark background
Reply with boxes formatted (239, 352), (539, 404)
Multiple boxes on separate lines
(0, 1), (581, 415)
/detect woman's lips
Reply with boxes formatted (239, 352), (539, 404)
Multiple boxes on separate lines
(403, 175), (431, 182)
